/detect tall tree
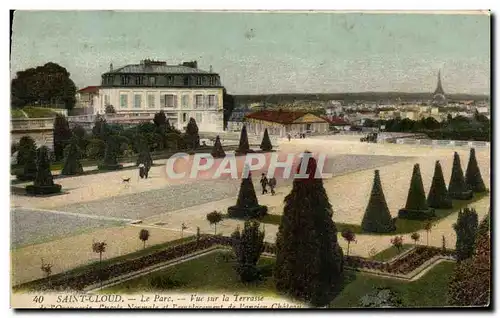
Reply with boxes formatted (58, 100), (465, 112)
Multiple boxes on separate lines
(465, 148), (487, 193)
(398, 164), (435, 220)
(453, 208), (479, 262)
(449, 152), (473, 200)
(361, 170), (396, 233)
(92, 115), (109, 139)
(236, 125), (250, 154)
(274, 155), (343, 307)
(231, 220), (265, 282)
(53, 114), (73, 161)
(61, 138), (83, 175)
(185, 117), (200, 150)
(427, 160), (453, 209)
(223, 88), (235, 130)
(11, 62), (77, 109)
(448, 225), (490, 306)
(260, 128), (273, 152)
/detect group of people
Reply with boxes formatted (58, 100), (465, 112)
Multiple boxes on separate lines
(260, 173), (277, 195)
(287, 133), (307, 141)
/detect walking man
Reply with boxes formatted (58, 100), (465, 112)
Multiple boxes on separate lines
(260, 173), (268, 195)
(268, 176), (277, 195)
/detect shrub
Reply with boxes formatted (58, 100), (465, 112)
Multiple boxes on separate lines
(16, 136), (38, 181)
(236, 125), (250, 155)
(231, 220), (265, 283)
(260, 128), (273, 152)
(25, 146), (62, 195)
(448, 152), (473, 200)
(61, 138), (84, 176)
(228, 166), (268, 219)
(210, 135), (226, 158)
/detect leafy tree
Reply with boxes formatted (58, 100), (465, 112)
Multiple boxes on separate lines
(210, 135), (226, 158)
(260, 128), (273, 152)
(341, 229), (356, 256)
(181, 223), (188, 238)
(11, 62), (77, 109)
(448, 228), (490, 306)
(361, 170), (395, 233)
(448, 152), (472, 200)
(453, 208), (479, 262)
(53, 114), (72, 161)
(236, 125), (250, 154)
(206, 211), (223, 235)
(86, 138), (106, 160)
(40, 258), (53, 279)
(92, 115), (109, 139)
(92, 241), (107, 288)
(274, 155), (344, 307)
(98, 135), (123, 170)
(105, 104), (116, 114)
(410, 232), (420, 246)
(71, 125), (88, 152)
(61, 138), (83, 175)
(139, 229), (150, 249)
(465, 148), (486, 193)
(185, 117), (200, 150)
(223, 88), (235, 130)
(390, 236), (404, 253)
(153, 110), (172, 148)
(427, 160), (452, 209)
(228, 166), (268, 219)
(477, 210), (490, 239)
(231, 220), (265, 282)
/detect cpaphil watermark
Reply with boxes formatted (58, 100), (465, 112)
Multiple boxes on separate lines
(163, 152), (332, 181)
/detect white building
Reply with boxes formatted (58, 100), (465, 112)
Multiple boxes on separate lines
(98, 59), (224, 132)
(75, 86), (100, 115)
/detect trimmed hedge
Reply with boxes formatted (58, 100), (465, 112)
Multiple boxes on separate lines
(227, 205), (268, 219)
(397, 208), (436, 221)
(25, 184), (62, 195)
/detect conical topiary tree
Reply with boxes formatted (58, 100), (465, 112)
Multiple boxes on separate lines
(427, 160), (453, 209)
(398, 164), (435, 220)
(361, 170), (396, 233)
(185, 117), (200, 150)
(449, 152), (473, 200)
(61, 138), (84, 175)
(26, 146), (62, 195)
(465, 148), (487, 193)
(210, 135), (226, 158)
(227, 165), (268, 219)
(260, 128), (273, 152)
(274, 155), (344, 307)
(236, 125), (250, 155)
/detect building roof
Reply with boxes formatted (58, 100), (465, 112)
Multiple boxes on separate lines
(245, 110), (325, 125)
(77, 86), (100, 94)
(107, 64), (213, 75)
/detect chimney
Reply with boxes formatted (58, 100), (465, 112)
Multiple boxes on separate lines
(209, 65), (213, 72)
(109, 63), (113, 72)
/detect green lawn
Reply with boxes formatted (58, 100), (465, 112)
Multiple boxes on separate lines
(258, 192), (488, 235)
(21, 106), (58, 118)
(100, 250), (455, 308)
(11, 108), (26, 118)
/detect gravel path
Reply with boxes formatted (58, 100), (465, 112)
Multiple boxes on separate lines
(11, 208), (125, 249)
(53, 154), (411, 221)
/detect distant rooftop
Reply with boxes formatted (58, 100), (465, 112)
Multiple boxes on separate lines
(106, 60), (215, 75)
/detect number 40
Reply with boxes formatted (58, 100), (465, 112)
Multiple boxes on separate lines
(33, 296), (44, 303)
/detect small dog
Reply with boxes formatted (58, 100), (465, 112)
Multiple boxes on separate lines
(122, 177), (131, 183)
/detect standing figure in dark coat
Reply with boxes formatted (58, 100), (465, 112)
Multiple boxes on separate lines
(260, 173), (268, 195)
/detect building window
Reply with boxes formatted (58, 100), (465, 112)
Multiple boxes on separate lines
(149, 77), (156, 86)
(161, 94), (177, 108)
(195, 95), (203, 108)
(182, 95), (189, 108)
(147, 94), (155, 108)
(120, 94), (128, 108)
(104, 95), (110, 105)
(135, 76), (144, 85)
(196, 112), (202, 123)
(120, 76), (130, 85)
(134, 94), (142, 108)
(182, 113), (188, 122)
(208, 95), (217, 108)
(183, 76), (189, 86)
(166, 76), (174, 85)
(209, 77), (217, 86)
(196, 77), (203, 86)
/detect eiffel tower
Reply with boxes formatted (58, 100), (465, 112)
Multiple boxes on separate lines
(432, 70), (447, 105)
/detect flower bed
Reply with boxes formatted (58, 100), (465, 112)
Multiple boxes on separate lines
(17, 235), (455, 292)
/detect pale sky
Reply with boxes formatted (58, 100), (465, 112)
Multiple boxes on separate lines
(10, 11), (490, 95)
